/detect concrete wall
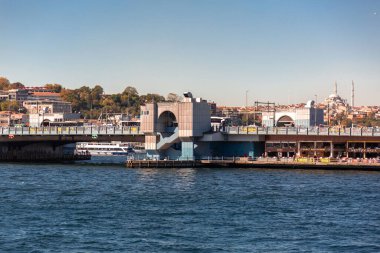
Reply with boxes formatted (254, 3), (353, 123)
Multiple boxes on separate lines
(140, 103), (157, 133)
(210, 141), (265, 158)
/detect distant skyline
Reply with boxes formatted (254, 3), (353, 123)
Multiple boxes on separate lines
(1, 0), (379, 106)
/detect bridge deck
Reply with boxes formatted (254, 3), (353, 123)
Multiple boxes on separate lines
(1, 126), (379, 136)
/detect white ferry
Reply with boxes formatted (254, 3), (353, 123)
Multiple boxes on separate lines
(76, 142), (144, 156)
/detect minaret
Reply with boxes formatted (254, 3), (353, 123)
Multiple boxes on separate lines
(351, 80), (355, 108)
(334, 81), (338, 95)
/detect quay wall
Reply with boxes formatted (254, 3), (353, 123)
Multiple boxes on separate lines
(126, 159), (380, 171)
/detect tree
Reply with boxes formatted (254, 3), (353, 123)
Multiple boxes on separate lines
(77, 86), (92, 110)
(90, 85), (104, 108)
(341, 118), (352, 127)
(60, 88), (81, 112)
(166, 93), (182, 102)
(143, 93), (165, 103)
(120, 86), (141, 115)
(0, 77), (10, 90)
(100, 97), (118, 112)
(9, 82), (24, 89)
(0, 100), (20, 111)
(44, 83), (62, 93)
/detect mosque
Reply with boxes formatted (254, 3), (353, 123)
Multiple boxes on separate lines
(322, 81), (349, 108)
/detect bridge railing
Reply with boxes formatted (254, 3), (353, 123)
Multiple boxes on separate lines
(221, 126), (380, 137)
(0, 126), (142, 136)
(2, 125), (380, 137)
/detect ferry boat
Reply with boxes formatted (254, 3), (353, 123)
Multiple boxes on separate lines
(76, 142), (144, 156)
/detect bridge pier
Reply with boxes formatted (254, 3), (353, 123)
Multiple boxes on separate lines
(0, 142), (89, 162)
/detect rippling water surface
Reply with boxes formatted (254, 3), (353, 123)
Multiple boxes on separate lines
(0, 161), (380, 252)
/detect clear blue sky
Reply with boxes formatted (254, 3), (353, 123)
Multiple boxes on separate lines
(1, 0), (379, 106)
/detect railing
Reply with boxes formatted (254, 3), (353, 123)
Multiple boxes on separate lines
(221, 126), (380, 137)
(0, 126), (142, 136)
(1, 125), (380, 137)
(157, 128), (179, 150)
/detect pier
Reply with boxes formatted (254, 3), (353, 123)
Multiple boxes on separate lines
(126, 157), (380, 171)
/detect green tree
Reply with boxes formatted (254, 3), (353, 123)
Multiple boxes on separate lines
(90, 85), (104, 108)
(0, 100), (20, 111)
(61, 88), (81, 112)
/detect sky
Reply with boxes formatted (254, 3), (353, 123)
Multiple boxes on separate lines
(1, 0), (379, 106)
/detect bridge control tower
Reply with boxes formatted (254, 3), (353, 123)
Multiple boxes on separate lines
(140, 92), (211, 159)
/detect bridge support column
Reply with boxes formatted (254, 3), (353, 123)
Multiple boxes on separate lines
(181, 141), (194, 160)
(330, 142), (334, 158)
(314, 142), (317, 156)
(297, 142), (301, 157)
(364, 142), (366, 158)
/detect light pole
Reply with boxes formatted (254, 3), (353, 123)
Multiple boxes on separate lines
(314, 95), (318, 127)
(245, 90), (249, 125)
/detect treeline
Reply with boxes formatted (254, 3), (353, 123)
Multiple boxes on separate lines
(0, 76), (182, 118)
(61, 85), (181, 119)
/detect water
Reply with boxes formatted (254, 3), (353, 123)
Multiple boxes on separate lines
(0, 161), (380, 252)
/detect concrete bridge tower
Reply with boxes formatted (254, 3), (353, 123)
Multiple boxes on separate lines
(140, 92), (211, 159)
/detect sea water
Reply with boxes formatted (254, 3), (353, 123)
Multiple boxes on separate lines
(0, 161), (379, 252)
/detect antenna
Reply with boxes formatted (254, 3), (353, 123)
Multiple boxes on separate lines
(334, 81), (338, 95)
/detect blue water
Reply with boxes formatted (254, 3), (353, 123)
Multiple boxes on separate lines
(0, 161), (380, 252)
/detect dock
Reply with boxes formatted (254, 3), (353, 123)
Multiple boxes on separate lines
(126, 158), (380, 171)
